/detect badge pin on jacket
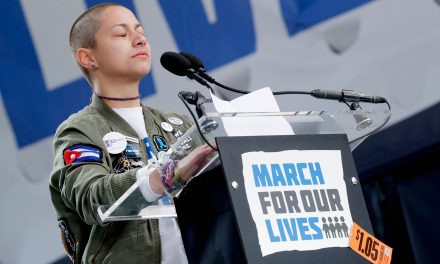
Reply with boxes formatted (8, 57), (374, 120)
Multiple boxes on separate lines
(103, 132), (127, 154)
(161, 122), (173, 132)
(168, 117), (183, 125)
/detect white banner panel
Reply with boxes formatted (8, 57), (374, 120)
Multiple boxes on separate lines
(241, 150), (353, 256)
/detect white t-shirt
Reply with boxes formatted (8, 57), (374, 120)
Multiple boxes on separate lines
(113, 107), (188, 264)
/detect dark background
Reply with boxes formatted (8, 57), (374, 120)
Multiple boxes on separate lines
(353, 102), (440, 264)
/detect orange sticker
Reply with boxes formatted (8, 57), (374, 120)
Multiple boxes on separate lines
(349, 223), (393, 264)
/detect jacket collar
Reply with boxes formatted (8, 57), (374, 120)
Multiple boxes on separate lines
(90, 93), (158, 138)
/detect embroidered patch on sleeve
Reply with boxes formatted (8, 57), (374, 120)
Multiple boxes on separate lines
(58, 218), (76, 261)
(63, 144), (102, 165)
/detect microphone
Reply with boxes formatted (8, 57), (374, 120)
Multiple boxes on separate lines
(310, 89), (386, 104)
(180, 51), (249, 94)
(160, 51), (189, 76)
(160, 52), (212, 90)
(180, 52), (216, 83)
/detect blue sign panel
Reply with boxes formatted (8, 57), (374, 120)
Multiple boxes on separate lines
(280, 0), (371, 36)
(159, 0), (256, 71)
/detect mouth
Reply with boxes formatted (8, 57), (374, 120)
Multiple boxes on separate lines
(132, 52), (149, 58)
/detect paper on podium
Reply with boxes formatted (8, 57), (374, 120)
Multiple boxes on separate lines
(210, 87), (294, 136)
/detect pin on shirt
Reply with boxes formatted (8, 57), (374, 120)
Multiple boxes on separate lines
(125, 144), (141, 159)
(103, 132), (127, 154)
(113, 155), (132, 173)
(179, 135), (193, 150)
(161, 122), (174, 132)
(168, 117), (183, 125)
(153, 135), (169, 151)
(130, 160), (145, 167)
(174, 130), (184, 138)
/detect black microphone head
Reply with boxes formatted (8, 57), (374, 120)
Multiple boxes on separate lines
(160, 51), (191, 76)
(180, 51), (205, 70)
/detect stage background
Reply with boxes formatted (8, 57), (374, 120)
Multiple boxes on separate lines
(0, 0), (439, 263)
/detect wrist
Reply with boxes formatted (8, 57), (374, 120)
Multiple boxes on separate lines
(148, 168), (164, 195)
(136, 166), (163, 202)
(160, 160), (186, 193)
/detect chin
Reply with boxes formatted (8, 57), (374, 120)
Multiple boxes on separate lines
(135, 65), (151, 76)
(141, 63), (152, 73)
(133, 69), (151, 81)
(142, 68), (152, 77)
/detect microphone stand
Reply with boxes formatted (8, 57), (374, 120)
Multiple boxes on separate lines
(178, 91), (208, 118)
(178, 91), (218, 150)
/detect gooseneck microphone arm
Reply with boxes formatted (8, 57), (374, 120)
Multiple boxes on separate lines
(178, 91), (217, 150)
(186, 69), (214, 93)
(180, 52), (250, 95)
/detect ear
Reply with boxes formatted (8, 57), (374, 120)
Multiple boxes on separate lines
(76, 48), (97, 69)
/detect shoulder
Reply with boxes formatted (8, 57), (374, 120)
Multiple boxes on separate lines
(55, 105), (105, 138)
(53, 106), (111, 154)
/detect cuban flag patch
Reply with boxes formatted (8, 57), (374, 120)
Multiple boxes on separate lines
(63, 145), (102, 165)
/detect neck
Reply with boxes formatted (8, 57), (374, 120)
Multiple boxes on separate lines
(93, 78), (141, 108)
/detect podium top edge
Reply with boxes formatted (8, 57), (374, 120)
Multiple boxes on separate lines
(206, 110), (391, 117)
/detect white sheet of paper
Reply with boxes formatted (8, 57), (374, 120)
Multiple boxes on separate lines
(210, 87), (294, 136)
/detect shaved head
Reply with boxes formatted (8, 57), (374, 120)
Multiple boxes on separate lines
(69, 3), (120, 83)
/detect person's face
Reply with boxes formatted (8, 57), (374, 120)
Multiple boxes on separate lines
(91, 6), (151, 81)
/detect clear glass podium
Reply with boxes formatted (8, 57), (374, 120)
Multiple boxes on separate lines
(97, 109), (391, 222)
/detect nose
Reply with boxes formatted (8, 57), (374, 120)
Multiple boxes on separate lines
(134, 32), (147, 47)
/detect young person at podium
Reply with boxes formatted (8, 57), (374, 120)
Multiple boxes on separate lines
(49, 3), (213, 263)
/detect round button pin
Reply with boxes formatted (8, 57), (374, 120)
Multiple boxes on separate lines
(103, 132), (127, 154)
(161, 122), (174, 132)
(168, 117), (183, 125)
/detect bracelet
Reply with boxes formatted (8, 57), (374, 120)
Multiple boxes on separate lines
(160, 160), (185, 192)
(173, 166), (186, 189)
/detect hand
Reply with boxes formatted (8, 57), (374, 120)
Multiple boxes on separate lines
(176, 143), (216, 182)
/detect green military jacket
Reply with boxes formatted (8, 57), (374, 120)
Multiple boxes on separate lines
(49, 94), (194, 263)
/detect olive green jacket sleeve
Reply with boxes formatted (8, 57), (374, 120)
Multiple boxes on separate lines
(51, 120), (139, 225)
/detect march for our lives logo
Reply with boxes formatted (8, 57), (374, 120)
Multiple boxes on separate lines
(241, 150), (353, 256)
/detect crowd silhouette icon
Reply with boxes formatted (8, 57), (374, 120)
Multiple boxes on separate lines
(322, 216), (349, 238)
